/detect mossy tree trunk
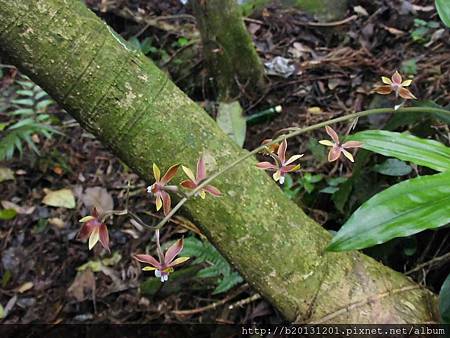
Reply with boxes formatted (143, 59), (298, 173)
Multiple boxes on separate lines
(192, 0), (266, 100)
(0, 0), (438, 323)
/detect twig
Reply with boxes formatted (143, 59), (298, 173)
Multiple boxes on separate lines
(294, 15), (358, 27)
(172, 284), (249, 315)
(227, 293), (261, 310)
(307, 285), (421, 324)
(406, 251), (450, 275)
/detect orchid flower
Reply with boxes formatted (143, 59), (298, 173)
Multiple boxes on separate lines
(147, 163), (179, 215)
(180, 155), (221, 199)
(134, 232), (189, 282)
(319, 126), (362, 162)
(260, 139), (280, 155)
(256, 139), (303, 184)
(78, 208), (110, 252)
(374, 71), (416, 100)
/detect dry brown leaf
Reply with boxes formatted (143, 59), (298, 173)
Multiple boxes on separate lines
(16, 281), (33, 293)
(42, 188), (76, 209)
(1, 201), (35, 215)
(81, 187), (114, 215)
(67, 270), (95, 302)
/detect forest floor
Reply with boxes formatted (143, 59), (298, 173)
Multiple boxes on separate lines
(0, 0), (449, 324)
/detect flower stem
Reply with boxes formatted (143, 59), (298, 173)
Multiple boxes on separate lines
(155, 106), (450, 230)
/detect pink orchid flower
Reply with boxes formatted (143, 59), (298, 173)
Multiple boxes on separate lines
(134, 237), (189, 282)
(374, 71), (416, 100)
(256, 139), (303, 184)
(319, 126), (362, 162)
(180, 155), (221, 199)
(78, 208), (110, 252)
(147, 163), (179, 215)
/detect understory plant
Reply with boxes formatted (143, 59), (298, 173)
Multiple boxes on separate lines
(0, 74), (60, 160)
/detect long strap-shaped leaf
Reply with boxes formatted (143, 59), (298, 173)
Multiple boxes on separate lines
(327, 171), (450, 251)
(346, 130), (450, 172)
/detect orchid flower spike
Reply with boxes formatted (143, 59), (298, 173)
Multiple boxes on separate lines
(180, 155), (221, 199)
(78, 208), (110, 252)
(256, 139), (303, 184)
(147, 163), (179, 215)
(134, 237), (189, 283)
(319, 126), (362, 162)
(374, 71), (416, 100)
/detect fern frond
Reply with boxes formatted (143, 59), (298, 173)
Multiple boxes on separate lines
(182, 237), (243, 294)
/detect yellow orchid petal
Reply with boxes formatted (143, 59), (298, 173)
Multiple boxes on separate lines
(288, 164), (301, 172)
(162, 267), (174, 273)
(381, 76), (392, 85)
(79, 215), (95, 223)
(153, 163), (161, 182)
(182, 166), (196, 182)
(155, 196), (163, 211)
(273, 170), (281, 182)
(285, 154), (304, 165)
(143, 266), (157, 271)
(319, 140), (334, 147)
(342, 149), (355, 162)
(171, 257), (190, 266)
(402, 79), (412, 87)
(88, 227), (100, 250)
(199, 190), (206, 199)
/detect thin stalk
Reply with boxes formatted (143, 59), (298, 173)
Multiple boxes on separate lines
(156, 106), (450, 229)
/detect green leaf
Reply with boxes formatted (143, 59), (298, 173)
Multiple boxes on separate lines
(440, 273), (450, 323)
(373, 159), (412, 176)
(327, 171), (450, 251)
(216, 101), (246, 147)
(213, 272), (243, 294)
(436, 0), (450, 27)
(347, 130), (450, 172)
(42, 188), (76, 209)
(0, 209), (17, 220)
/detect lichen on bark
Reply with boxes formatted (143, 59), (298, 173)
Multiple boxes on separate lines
(0, 0), (438, 323)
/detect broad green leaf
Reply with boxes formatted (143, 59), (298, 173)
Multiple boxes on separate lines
(347, 130), (450, 172)
(440, 273), (450, 323)
(216, 101), (246, 147)
(0, 209), (16, 220)
(373, 159), (412, 176)
(327, 171), (450, 251)
(436, 0), (450, 27)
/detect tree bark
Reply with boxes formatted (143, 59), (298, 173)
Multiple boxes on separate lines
(0, 0), (438, 323)
(192, 0), (266, 100)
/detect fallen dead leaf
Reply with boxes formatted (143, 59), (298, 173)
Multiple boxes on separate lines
(1, 201), (35, 215)
(42, 188), (76, 209)
(67, 269), (95, 302)
(48, 217), (65, 228)
(0, 167), (14, 183)
(307, 106), (323, 114)
(16, 281), (33, 293)
(81, 187), (114, 215)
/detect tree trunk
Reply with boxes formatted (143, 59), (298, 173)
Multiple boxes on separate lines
(192, 0), (266, 100)
(242, 0), (348, 22)
(0, 0), (438, 323)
